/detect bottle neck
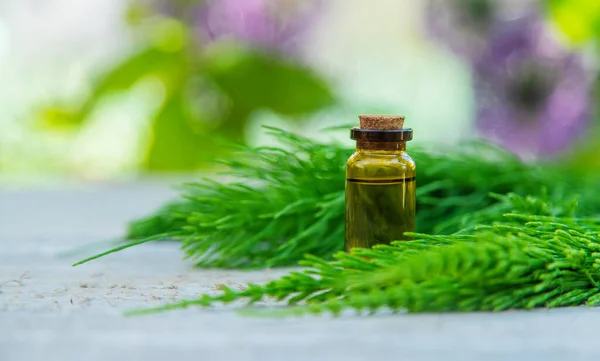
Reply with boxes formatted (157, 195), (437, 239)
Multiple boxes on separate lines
(356, 141), (406, 151)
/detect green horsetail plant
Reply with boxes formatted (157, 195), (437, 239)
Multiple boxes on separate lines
(126, 194), (600, 316)
(74, 127), (600, 269)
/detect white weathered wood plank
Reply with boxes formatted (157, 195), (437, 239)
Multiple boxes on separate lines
(1, 184), (599, 361)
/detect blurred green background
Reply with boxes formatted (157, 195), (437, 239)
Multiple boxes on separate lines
(0, 0), (598, 183)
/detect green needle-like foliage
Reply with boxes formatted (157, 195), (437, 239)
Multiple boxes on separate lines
(76, 127), (600, 268)
(127, 194), (600, 316)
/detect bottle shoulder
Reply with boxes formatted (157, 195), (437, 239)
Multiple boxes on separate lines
(347, 150), (416, 167)
(346, 150), (416, 179)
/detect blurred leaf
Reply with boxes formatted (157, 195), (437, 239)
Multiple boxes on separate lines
(37, 107), (83, 133)
(34, 26), (335, 172)
(86, 48), (183, 98)
(204, 45), (335, 116)
(144, 90), (211, 171)
(142, 45), (335, 171)
(218, 105), (252, 141)
(125, 1), (153, 26)
(561, 75), (600, 173)
(546, 0), (600, 45)
(150, 19), (188, 53)
(39, 47), (185, 129)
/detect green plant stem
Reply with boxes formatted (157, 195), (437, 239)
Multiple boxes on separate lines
(72, 233), (183, 266)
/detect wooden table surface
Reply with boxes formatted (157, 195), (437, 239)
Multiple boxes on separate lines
(1, 182), (599, 361)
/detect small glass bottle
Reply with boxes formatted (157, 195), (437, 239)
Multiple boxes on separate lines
(345, 115), (416, 252)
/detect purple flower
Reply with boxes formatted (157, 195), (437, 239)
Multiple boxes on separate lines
(425, 0), (497, 61)
(196, 0), (321, 54)
(475, 22), (591, 158)
(426, 0), (593, 159)
(426, 0), (541, 63)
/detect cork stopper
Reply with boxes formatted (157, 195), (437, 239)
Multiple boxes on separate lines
(359, 115), (405, 130)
